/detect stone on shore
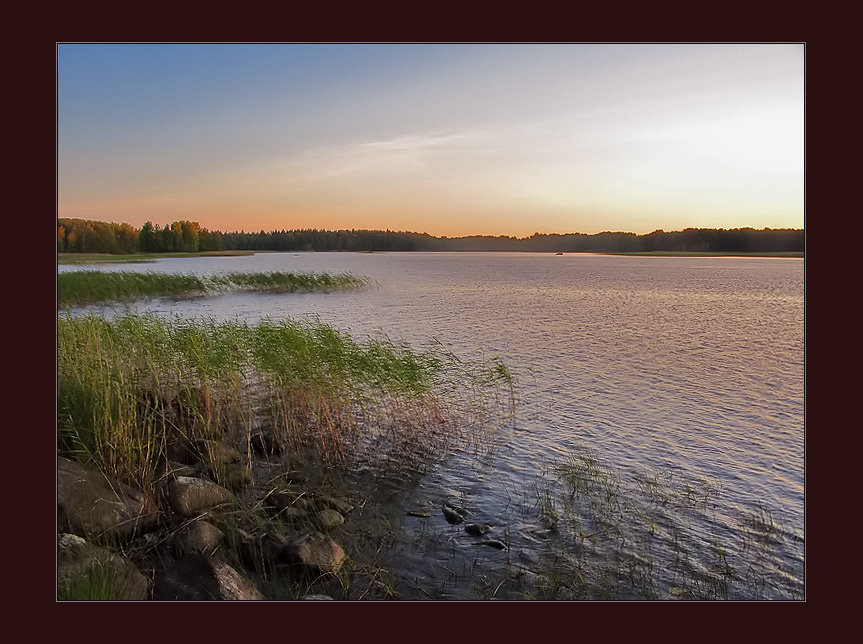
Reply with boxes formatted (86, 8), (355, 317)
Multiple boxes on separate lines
(286, 531), (346, 575)
(313, 508), (345, 530)
(153, 554), (264, 600)
(314, 494), (354, 515)
(58, 533), (150, 600)
(57, 456), (158, 541)
(175, 520), (225, 556)
(168, 476), (233, 518)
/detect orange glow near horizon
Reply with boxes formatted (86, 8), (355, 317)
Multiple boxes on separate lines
(58, 44), (804, 238)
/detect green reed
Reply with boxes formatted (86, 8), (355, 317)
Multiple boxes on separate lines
(57, 313), (514, 493)
(57, 556), (132, 601)
(57, 270), (367, 307)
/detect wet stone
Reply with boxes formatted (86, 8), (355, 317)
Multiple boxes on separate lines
(314, 494), (354, 515)
(478, 538), (508, 550)
(465, 523), (493, 536)
(314, 508), (345, 530)
(175, 520), (224, 556)
(287, 531), (347, 575)
(443, 505), (464, 524)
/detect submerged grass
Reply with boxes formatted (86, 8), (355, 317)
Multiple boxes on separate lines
(57, 270), (367, 307)
(525, 447), (803, 600)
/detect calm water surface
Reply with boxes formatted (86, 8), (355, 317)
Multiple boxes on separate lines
(60, 252), (804, 599)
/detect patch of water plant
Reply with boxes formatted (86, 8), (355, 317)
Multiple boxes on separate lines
(518, 448), (804, 600)
(57, 312), (515, 497)
(57, 312), (518, 600)
(57, 270), (368, 307)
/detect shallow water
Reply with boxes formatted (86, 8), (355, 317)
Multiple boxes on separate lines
(59, 252), (804, 599)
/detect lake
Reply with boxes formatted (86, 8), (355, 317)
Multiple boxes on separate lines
(59, 251), (804, 599)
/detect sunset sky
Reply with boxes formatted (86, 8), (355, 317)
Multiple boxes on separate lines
(57, 43), (804, 237)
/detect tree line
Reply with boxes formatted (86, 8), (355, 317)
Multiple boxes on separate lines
(58, 218), (804, 255)
(58, 219), (225, 254)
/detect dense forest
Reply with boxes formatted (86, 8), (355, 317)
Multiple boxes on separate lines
(58, 218), (804, 255)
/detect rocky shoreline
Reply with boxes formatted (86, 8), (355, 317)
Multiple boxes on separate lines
(57, 419), (377, 600)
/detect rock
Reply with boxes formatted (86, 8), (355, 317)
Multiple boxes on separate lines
(232, 529), (281, 571)
(267, 488), (313, 513)
(154, 554), (218, 600)
(210, 559), (266, 600)
(274, 506), (308, 522)
(314, 494), (354, 515)
(442, 505), (464, 524)
(197, 439), (243, 468)
(444, 501), (470, 517)
(154, 554), (264, 600)
(197, 440), (251, 489)
(57, 457), (158, 541)
(478, 538), (508, 550)
(302, 594), (335, 600)
(218, 463), (253, 490)
(313, 508), (345, 531)
(58, 533), (150, 600)
(175, 520), (224, 555)
(168, 476), (232, 518)
(286, 531), (346, 575)
(464, 523), (493, 536)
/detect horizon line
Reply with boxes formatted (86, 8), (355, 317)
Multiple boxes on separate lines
(57, 217), (805, 239)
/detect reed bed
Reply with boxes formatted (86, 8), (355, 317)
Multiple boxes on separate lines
(57, 313), (515, 494)
(57, 270), (367, 307)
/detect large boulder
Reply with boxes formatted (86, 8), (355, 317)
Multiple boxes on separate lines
(167, 476), (233, 518)
(153, 554), (265, 600)
(57, 457), (158, 541)
(57, 533), (149, 600)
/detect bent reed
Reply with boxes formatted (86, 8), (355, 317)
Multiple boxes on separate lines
(58, 270), (367, 307)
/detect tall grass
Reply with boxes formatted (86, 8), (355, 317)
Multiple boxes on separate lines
(57, 313), (515, 493)
(57, 270), (367, 307)
(57, 556), (132, 601)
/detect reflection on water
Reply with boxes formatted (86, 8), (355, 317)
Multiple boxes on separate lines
(59, 252), (804, 599)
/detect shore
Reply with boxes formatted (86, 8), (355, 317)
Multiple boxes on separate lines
(599, 250), (804, 258)
(58, 250), (256, 264)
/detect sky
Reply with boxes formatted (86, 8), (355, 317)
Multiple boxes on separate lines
(57, 43), (805, 238)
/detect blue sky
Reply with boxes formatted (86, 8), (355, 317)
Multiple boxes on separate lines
(57, 43), (804, 236)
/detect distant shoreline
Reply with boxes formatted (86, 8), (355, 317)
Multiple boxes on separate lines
(58, 249), (804, 264)
(598, 250), (804, 258)
(57, 250), (255, 264)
